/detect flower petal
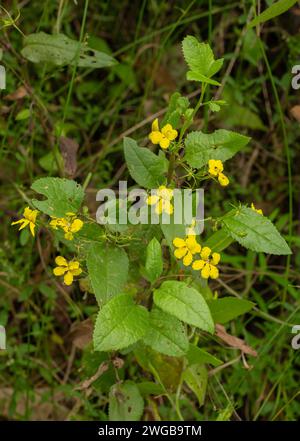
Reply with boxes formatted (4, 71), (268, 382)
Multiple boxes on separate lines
(18, 219), (30, 230)
(183, 251), (193, 266)
(218, 173), (229, 187)
(200, 246), (211, 260)
(155, 200), (163, 215)
(209, 264), (219, 279)
(159, 136), (170, 149)
(29, 222), (36, 237)
(55, 256), (68, 266)
(201, 263), (211, 279)
(70, 219), (83, 233)
(212, 252), (220, 265)
(174, 247), (187, 259)
(11, 219), (24, 226)
(64, 271), (73, 286)
(147, 195), (159, 206)
(53, 266), (67, 276)
(69, 261), (80, 270)
(173, 238), (186, 248)
(149, 131), (162, 144)
(151, 118), (159, 132)
(71, 268), (82, 276)
(162, 200), (173, 215)
(192, 259), (205, 270)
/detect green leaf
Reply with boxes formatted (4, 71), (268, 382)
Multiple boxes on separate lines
(160, 216), (186, 250)
(124, 137), (168, 188)
(15, 109), (31, 121)
(31, 177), (84, 217)
(22, 32), (117, 68)
(162, 92), (190, 128)
(153, 281), (214, 333)
(208, 298), (255, 324)
(144, 237), (163, 283)
(186, 71), (221, 86)
(183, 364), (207, 407)
(109, 381), (144, 421)
(204, 228), (234, 252)
(136, 381), (164, 397)
(93, 294), (149, 351)
(222, 206), (292, 255)
(87, 243), (129, 305)
(143, 308), (189, 357)
(184, 129), (250, 168)
(182, 36), (223, 79)
(248, 0), (297, 28)
(219, 103), (266, 131)
(186, 344), (222, 367)
(134, 344), (184, 392)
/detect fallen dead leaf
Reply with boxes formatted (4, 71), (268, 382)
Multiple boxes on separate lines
(4, 86), (28, 101)
(215, 324), (257, 357)
(290, 105), (300, 122)
(69, 318), (93, 350)
(59, 136), (79, 177)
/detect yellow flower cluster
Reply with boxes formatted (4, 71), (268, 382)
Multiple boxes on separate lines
(173, 235), (221, 280)
(208, 159), (229, 186)
(50, 212), (83, 240)
(11, 208), (84, 287)
(146, 185), (174, 215)
(149, 118), (178, 149)
(53, 256), (82, 286)
(11, 206), (39, 237)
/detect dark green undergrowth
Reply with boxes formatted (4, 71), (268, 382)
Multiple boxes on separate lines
(0, 0), (300, 421)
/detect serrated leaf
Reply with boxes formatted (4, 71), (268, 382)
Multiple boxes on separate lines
(22, 32), (117, 68)
(222, 206), (292, 255)
(248, 0), (297, 28)
(184, 129), (250, 168)
(186, 344), (222, 367)
(31, 177), (84, 217)
(87, 243), (129, 305)
(208, 298), (254, 324)
(183, 364), (207, 407)
(186, 71), (221, 86)
(109, 381), (144, 421)
(153, 281), (214, 333)
(144, 237), (163, 283)
(93, 294), (149, 352)
(124, 137), (168, 188)
(182, 36), (223, 79)
(143, 308), (189, 357)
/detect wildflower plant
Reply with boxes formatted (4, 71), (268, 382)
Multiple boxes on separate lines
(12, 36), (292, 419)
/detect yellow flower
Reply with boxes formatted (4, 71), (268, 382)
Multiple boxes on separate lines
(208, 159), (229, 187)
(11, 206), (39, 237)
(251, 203), (263, 215)
(53, 256), (82, 286)
(173, 235), (201, 266)
(149, 118), (178, 149)
(192, 246), (220, 280)
(147, 185), (174, 215)
(50, 213), (83, 240)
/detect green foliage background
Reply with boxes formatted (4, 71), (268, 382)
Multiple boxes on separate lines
(0, 0), (300, 421)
